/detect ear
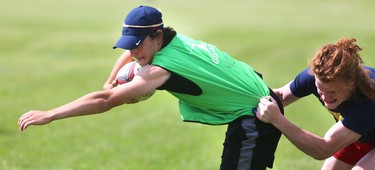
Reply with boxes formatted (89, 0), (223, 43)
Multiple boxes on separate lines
(156, 30), (164, 43)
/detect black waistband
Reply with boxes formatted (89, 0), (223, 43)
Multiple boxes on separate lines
(269, 88), (284, 114)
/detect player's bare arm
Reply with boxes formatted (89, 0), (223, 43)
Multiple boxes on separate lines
(18, 65), (170, 131)
(256, 97), (361, 160)
(273, 82), (299, 107)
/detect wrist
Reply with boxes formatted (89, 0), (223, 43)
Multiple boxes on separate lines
(271, 113), (286, 129)
(46, 110), (56, 122)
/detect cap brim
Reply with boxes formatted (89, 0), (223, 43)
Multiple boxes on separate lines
(113, 35), (146, 50)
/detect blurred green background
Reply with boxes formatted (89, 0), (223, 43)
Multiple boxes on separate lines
(1, 0), (374, 169)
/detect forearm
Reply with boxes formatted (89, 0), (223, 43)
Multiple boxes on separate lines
(257, 98), (360, 160)
(18, 90), (116, 131)
(272, 117), (332, 160)
(49, 91), (113, 121)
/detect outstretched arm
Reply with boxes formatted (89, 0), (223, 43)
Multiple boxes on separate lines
(19, 65), (170, 131)
(256, 97), (361, 160)
(18, 90), (119, 131)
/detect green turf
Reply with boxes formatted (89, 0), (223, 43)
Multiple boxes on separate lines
(1, 0), (375, 169)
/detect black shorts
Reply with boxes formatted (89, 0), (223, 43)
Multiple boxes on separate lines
(220, 90), (283, 170)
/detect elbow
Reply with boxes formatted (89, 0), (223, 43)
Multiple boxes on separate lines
(94, 94), (119, 113)
(310, 149), (334, 160)
(297, 142), (335, 160)
(312, 154), (330, 161)
(93, 98), (113, 113)
(91, 90), (131, 113)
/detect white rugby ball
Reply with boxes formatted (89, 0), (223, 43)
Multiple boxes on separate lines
(116, 61), (142, 84)
(116, 61), (155, 101)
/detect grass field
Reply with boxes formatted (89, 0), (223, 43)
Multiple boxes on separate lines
(1, 0), (375, 169)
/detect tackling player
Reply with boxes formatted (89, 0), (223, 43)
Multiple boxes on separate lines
(256, 38), (375, 170)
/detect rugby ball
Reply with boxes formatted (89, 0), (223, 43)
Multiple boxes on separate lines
(116, 61), (155, 101)
(116, 61), (142, 84)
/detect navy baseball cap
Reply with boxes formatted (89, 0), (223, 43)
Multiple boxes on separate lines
(113, 6), (163, 50)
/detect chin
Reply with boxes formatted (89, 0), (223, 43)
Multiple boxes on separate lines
(325, 103), (338, 110)
(326, 106), (335, 110)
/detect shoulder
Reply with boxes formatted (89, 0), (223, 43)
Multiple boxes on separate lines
(289, 68), (317, 97)
(296, 68), (314, 79)
(136, 65), (171, 88)
(139, 65), (170, 78)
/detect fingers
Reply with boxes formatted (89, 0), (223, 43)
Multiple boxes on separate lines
(260, 96), (273, 103)
(18, 111), (43, 131)
(257, 96), (272, 111)
(103, 80), (119, 90)
(18, 110), (53, 131)
(19, 112), (36, 131)
(112, 79), (118, 86)
(18, 112), (30, 131)
(255, 96), (275, 123)
(255, 104), (270, 123)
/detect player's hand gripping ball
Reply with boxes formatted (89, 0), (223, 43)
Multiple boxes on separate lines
(116, 61), (155, 101)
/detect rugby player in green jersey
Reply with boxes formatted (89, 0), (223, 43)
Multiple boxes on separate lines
(19, 6), (283, 170)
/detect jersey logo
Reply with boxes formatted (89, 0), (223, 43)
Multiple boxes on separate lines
(191, 43), (219, 64)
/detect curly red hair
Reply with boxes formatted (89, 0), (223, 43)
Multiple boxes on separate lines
(310, 38), (375, 100)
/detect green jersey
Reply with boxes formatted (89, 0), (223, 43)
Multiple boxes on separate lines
(152, 34), (269, 124)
